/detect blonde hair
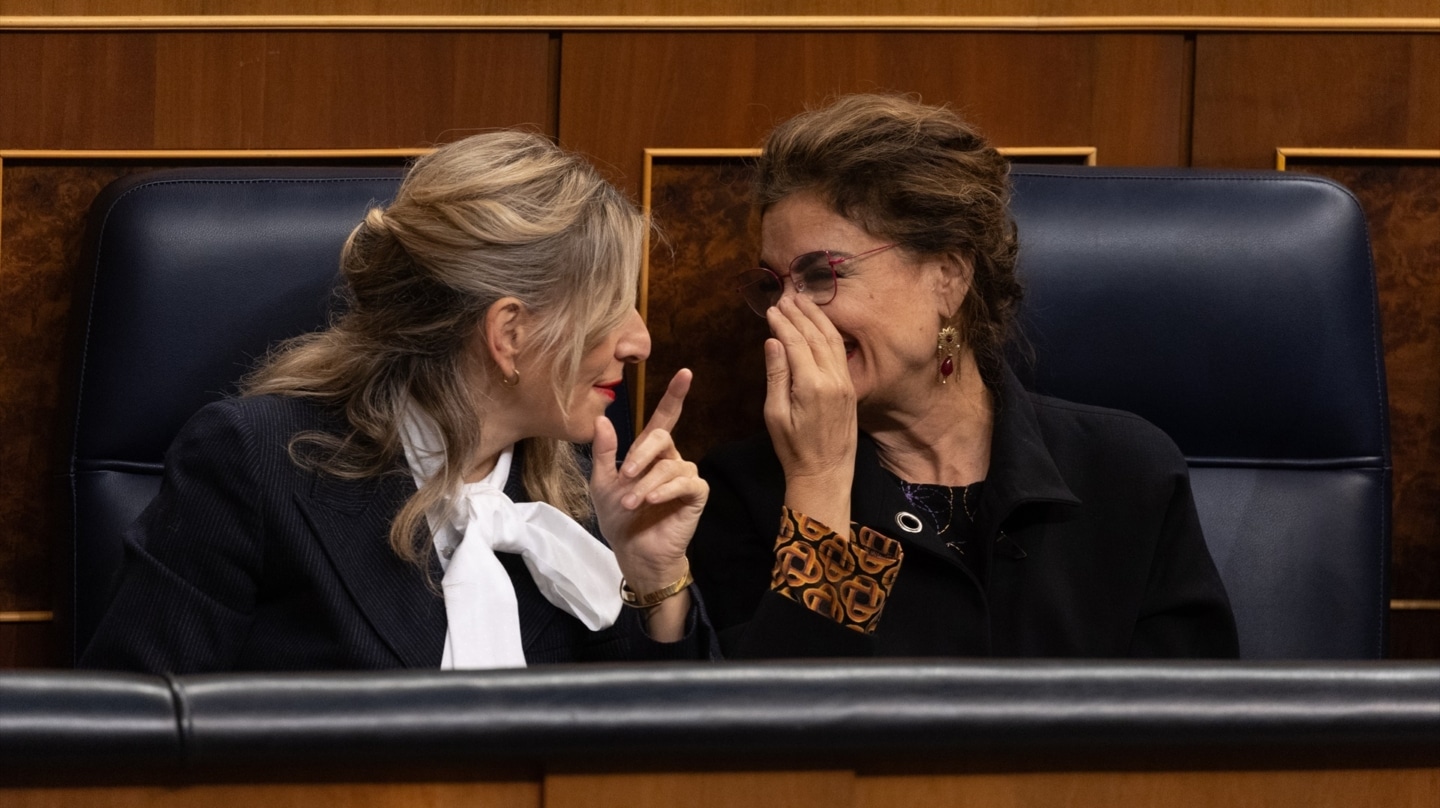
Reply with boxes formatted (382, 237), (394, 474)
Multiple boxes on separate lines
(755, 94), (1022, 388)
(244, 130), (644, 568)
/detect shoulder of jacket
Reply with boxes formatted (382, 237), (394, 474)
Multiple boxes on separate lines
(1022, 391), (1186, 463)
(198, 393), (332, 429)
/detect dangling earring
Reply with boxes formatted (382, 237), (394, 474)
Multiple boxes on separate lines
(936, 324), (959, 384)
(501, 368), (521, 387)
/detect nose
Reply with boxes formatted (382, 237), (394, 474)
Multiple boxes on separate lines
(615, 308), (651, 364)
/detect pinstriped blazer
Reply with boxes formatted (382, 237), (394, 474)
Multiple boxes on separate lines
(80, 394), (712, 673)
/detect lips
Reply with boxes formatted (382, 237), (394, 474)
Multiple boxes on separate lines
(594, 379), (622, 402)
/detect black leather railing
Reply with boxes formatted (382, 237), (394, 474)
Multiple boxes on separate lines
(4, 660), (1438, 785)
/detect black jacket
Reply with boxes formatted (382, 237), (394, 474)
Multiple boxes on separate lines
(690, 367), (1239, 659)
(81, 394), (714, 673)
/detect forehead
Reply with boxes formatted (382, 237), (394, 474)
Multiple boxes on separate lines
(760, 192), (875, 255)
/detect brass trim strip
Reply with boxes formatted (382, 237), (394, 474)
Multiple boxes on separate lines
(999, 146), (1098, 165)
(0, 611), (54, 623)
(1276, 147), (1440, 169)
(644, 148), (760, 159)
(1392, 599), (1440, 611)
(0, 16), (1436, 33)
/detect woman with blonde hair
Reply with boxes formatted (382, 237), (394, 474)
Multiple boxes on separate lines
(83, 131), (714, 672)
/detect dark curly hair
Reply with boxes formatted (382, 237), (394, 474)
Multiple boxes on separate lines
(753, 93), (1022, 389)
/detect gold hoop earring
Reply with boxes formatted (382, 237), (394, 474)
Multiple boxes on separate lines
(501, 368), (521, 387)
(937, 325), (959, 384)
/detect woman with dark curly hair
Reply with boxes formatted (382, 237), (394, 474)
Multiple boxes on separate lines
(690, 94), (1237, 659)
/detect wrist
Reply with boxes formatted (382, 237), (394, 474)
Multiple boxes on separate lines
(784, 479), (852, 536)
(620, 561), (693, 609)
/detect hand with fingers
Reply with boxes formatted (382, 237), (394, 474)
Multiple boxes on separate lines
(591, 369), (708, 640)
(764, 295), (857, 532)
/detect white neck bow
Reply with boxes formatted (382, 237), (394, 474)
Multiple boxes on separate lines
(398, 400), (622, 669)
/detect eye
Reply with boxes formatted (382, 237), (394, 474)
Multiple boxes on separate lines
(789, 251), (830, 275)
(802, 263), (837, 285)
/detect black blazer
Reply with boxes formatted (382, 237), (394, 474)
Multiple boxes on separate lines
(690, 366), (1239, 659)
(81, 395), (713, 673)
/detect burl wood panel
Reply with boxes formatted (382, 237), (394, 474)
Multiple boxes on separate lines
(1285, 160), (1440, 658)
(1192, 34), (1440, 168)
(559, 32), (1188, 197)
(0, 31), (553, 149)
(0, 162), (144, 622)
(643, 159), (768, 462)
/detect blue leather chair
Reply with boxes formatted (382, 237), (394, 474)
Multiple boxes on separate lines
(1008, 166), (1390, 659)
(63, 165), (1389, 662)
(64, 167), (405, 662)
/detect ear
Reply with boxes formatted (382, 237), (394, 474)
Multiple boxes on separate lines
(479, 297), (530, 379)
(933, 252), (974, 318)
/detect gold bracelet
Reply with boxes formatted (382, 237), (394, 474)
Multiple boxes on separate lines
(619, 562), (693, 609)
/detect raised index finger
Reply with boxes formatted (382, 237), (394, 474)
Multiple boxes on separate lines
(639, 368), (693, 439)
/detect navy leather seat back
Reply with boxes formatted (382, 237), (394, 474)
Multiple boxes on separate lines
(1008, 166), (1390, 659)
(65, 167), (406, 661)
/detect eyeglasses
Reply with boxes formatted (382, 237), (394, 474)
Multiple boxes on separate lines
(736, 243), (898, 317)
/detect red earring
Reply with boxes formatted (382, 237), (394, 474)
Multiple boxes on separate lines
(937, 325), (959, 383)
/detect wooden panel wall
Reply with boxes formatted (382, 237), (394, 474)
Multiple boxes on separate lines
(0, 32), (556, 148)
(1192, 35), (1439, 169)
(559, 31), (1189, 197)
(1, 21), (1437, 665)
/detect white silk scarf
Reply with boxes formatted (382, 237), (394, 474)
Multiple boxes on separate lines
(398, 401), (623, 669)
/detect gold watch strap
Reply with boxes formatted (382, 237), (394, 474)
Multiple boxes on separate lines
(619, 562), (693, 609)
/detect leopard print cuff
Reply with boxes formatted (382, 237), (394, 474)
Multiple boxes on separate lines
(771, 507), (903, 634)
